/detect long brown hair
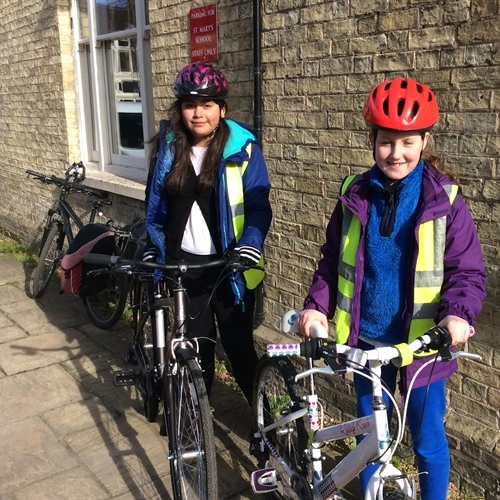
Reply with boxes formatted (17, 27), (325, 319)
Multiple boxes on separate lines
(165, 100), (229, 195)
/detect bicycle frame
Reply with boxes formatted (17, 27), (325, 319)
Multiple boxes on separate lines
(28, 165), (110, 250)
(41, 198), (85, 246)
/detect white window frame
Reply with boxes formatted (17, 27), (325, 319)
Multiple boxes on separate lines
(73, 0), (154, 182)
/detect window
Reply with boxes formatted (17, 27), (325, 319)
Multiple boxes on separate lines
(74, 0), (153, 181)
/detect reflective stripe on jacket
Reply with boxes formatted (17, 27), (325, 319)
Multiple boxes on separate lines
(226, 143), (265, 289)
(335, 174), (458, 354)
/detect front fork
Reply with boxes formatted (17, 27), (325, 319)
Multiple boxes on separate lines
(39, 209), (58, 253)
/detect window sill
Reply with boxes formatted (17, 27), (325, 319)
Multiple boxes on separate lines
(83, 170), (145, 201)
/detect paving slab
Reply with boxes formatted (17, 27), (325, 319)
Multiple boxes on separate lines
(0, 467), (110, 500)
(0, 416), (80, 494)
(0, 364), (90, 426)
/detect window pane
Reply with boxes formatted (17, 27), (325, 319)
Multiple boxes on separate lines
(96, 0), (136, 35)
(106, 37), (144, 157)
(85, 45), (98, 153)
(78, 0), (90, 38)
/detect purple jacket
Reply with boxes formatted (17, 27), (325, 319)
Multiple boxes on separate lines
(304, 164), (487, 392)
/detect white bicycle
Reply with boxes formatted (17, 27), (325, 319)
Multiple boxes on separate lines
(250, 309), (481, 500)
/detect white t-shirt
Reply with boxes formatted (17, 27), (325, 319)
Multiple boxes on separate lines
(180, 146), (217, 255)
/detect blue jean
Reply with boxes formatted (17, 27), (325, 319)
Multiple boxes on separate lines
(353, 346), (449, 500)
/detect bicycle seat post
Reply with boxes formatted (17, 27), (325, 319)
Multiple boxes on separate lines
(154, 282), (167, 375)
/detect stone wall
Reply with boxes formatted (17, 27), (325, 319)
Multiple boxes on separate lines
(0, 0), (81, 242)
(150, 0), (500, 496)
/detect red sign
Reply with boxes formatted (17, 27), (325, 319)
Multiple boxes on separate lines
(190, 4), (218, 63)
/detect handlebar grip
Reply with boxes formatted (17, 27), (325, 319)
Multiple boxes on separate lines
(267, 344), (301, 357)
(83, 254), (120, 266)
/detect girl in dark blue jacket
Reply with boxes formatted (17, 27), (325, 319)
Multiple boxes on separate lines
(143, 63), (272, 405)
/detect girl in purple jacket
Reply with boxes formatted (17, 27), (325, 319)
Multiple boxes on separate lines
(298, 77), (487, 500)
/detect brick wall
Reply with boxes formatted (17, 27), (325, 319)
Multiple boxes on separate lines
(151, 0), (500, 496)
(0, 0), (81, 241)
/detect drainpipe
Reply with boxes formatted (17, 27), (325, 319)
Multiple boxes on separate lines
(253, 0), (265, 329)
(253, 0), (263, 149)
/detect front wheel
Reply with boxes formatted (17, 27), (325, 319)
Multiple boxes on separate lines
(166, 357), (217, 500)
(382, 486), (413, 500)
(82, 246), (128, 329)
(32, 222), (65, 298)
(252, 357), (311, 499)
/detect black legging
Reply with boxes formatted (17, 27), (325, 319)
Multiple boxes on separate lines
(166, 250), (259, 406)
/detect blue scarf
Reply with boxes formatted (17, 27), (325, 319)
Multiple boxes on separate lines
(359, 161), (424, 343)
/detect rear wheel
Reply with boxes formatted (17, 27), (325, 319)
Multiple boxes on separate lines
(32, 223), (64, 298)
(167, 357), (217, 500)
(82, 246), (128, 329)
(252, 357), (311, 499)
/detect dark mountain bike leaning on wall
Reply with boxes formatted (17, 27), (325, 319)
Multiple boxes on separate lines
(26, 161), (138, 329)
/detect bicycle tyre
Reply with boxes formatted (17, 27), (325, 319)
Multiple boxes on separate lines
(252, 356), (311, 499)
(82, 245), (128, 329)
(136, 281), (159, 422)
(32, 222), (64, 298)
(382, 485), (413, 500)
(166, 357), (217, 500)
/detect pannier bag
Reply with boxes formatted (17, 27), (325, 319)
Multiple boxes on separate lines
(60, 224), (116, 296)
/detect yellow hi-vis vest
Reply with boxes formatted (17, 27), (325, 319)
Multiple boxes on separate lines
(225, 143), (265, 290)
(335, 174), (459, 352)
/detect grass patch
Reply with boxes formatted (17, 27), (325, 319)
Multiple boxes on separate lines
(0, 231), (37, 268)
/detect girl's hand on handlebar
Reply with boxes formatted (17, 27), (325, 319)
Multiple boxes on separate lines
(438, 315), (473, 346)
(143, 247), (157, 262)
(298, 309), (328, 338)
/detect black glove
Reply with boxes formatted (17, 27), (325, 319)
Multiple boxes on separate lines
(143, 248), (157, 262)
(234, 245), (261, 266)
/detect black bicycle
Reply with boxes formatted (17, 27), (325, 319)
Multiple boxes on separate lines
(26, 162), (129, 329)
(83, 253), (260, 499)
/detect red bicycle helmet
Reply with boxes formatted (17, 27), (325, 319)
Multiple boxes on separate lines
(174, 62), (228, 100)
(363, 77), (439, 132)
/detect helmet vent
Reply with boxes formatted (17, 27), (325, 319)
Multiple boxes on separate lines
(397, 98), (405, 116)
(412, 102), (420, 119)
(401, 80), (408, 89)
(383, 98), (389, 116)
(416, 83), (423, 93)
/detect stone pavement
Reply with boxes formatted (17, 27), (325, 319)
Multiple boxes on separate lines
(0, 253), (272, 500)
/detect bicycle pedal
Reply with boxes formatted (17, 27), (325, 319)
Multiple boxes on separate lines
(113, 369), (138, 387)
(250, 468), (278, 494)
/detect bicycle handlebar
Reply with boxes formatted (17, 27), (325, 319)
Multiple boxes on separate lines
(83, 253), (263, 274)
(26, 169), (108, 200)
(268, 320), (482, 370)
